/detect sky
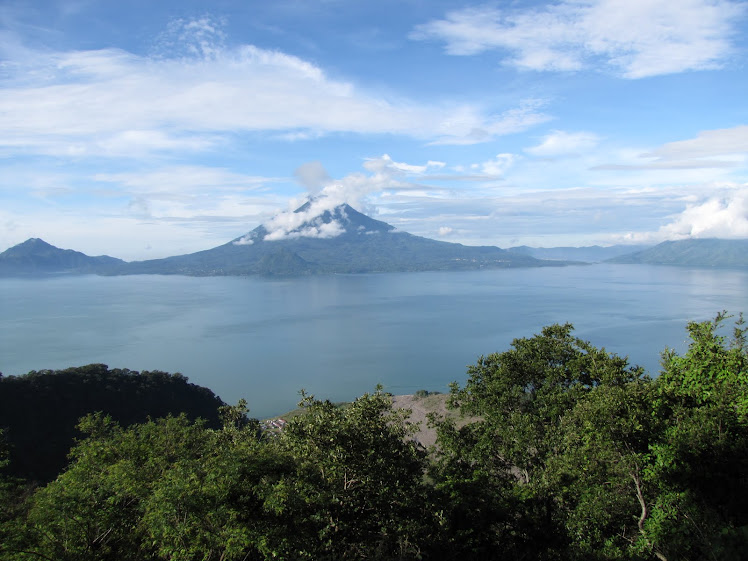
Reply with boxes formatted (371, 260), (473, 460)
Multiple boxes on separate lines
(1, 0), (747, 260)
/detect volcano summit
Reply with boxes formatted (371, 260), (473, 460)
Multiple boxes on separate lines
(116, 203), (556, 275)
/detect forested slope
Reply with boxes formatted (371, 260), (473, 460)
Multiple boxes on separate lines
(0, 364), (225, 482)
(1, 315), (746, 560)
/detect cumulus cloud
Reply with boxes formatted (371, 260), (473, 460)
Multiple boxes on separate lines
(250, 155), (441, 242)
(622, 183), (748, 243)
(0, 18), (550, 157)
(525, 130), (600, 157)
(412, 0), (745, 78)
(263, 206), (346, 241)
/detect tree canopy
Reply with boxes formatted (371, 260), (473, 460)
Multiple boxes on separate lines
(0, 364), (225, 482)
(1, 314), (746, 560)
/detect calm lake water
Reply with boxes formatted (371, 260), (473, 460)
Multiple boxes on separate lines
(1, 264), (746, 418)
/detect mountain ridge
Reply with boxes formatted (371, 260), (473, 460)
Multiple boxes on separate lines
(3, 206), (746, 275)
(0, 205), (558, 276)
(606, 238), (748, 267)
(117, 204), (556, 275)
(508, 244), (652, 263)
(0, 237), (124, 275)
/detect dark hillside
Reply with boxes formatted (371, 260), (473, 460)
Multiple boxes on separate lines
(0, 238), (123, 275)
(0, 364), (225, 482)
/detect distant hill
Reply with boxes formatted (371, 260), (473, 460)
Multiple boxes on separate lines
(107, 203), (563, 276)
(508, 244), (651, 263)
(608, 238), (748, 268)
(0, 237), (123, 275)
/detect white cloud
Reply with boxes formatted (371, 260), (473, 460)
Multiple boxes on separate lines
(594, 125), (748, 171)
(526, 130), (600, 157)
(0, 207), (245, 261)
(622, 183), (748, 243)
(256, 154), (447, 241)
(478, 153), (515, 177)
(97, 130), (219, 156)
(429, 99), (551, 145)
(412, 0), (745, 78)
(0, 19), (550, 156)
(263, 211), (345, 241)
(363, 154), (446, 175)
(644, 125), (748, 160)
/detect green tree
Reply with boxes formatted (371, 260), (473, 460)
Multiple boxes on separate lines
(545, 313), (748, 561)
(435, 324), (645, 560)
(16, 413), (211, 560)
(140, 401), (297, 561)
(4, 316), (745, 561)
(272, 387), (432, 560)
(425, 412), (516, 560)
(0, 364), (224, 483)
(451, 324), (642, 485)
(0, 428), (34, 561)
(548, 378), (663, 560)
(645, 313), (748, 560)
(658, 311), (747, 416)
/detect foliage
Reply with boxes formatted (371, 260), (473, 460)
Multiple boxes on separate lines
(18, 414), (211, 560)
(436, 323), (644, 559)
(658, 311), (747, 416)
(273, 388), (432, 559)
(0, 364), (225, 482)
(549, 378), (662, 560)
(0, 429), (34, 559)
(437, 315), (748, 560)
(1, 315), (746, 560)
(413, 389), (442, 399)
(644, 312), (748, 560)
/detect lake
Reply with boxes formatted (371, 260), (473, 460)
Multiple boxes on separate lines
(1, 264), (746, 418)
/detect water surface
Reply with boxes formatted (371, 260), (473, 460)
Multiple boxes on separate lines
(1, 264), (745, 418)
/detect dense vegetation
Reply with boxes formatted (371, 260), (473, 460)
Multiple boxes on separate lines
(1, 314), (746, 560)
(0, 365), (224, 482)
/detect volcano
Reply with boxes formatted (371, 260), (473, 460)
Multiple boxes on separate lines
(1, 204), (564, 276)
(116, 203), (556, 275)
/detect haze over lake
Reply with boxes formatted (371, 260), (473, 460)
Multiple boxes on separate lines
(2, 264), (746, 418)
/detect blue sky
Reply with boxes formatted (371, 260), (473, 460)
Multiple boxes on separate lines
(1, 0), (747, 259)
